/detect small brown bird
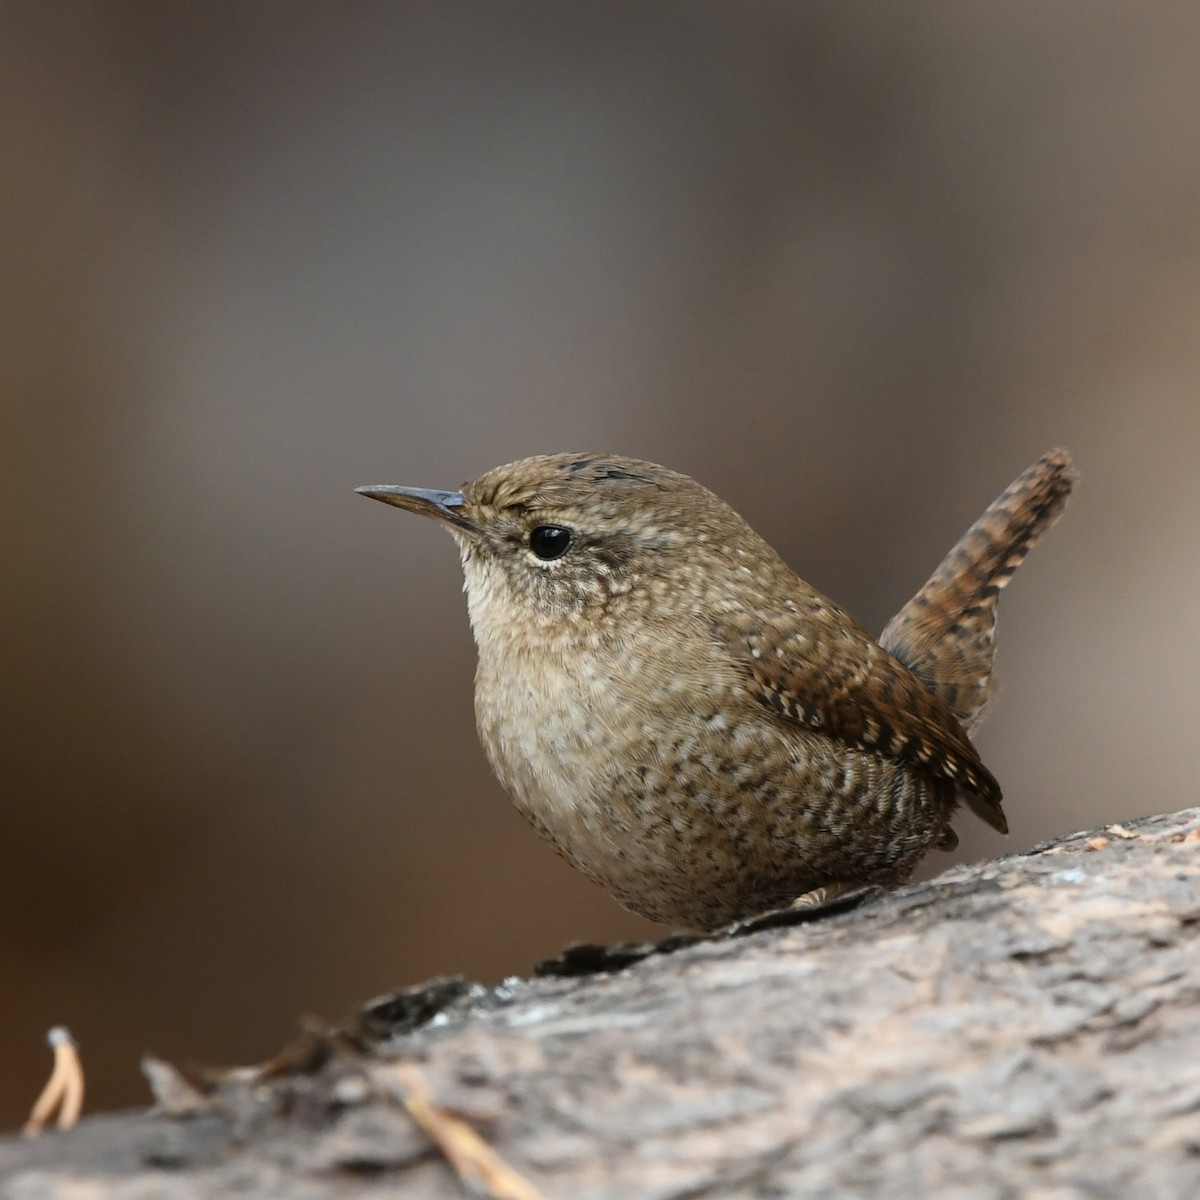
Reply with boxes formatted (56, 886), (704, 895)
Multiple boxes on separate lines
(358, 450), (1075, 930)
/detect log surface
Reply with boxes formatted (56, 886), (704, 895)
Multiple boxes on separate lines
(4, 807), (1200, 1199)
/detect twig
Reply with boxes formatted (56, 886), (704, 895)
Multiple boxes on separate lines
(385, 1062), (546, 1200)
(23, 1027), (84, 1136)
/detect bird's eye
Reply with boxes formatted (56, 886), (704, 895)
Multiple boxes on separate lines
(529, 525), (572, 560)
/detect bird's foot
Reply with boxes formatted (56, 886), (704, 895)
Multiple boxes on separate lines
(534, 883), (886, 978)
(723, 882), (886, 938)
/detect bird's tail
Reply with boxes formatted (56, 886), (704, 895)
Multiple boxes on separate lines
(881, 449), (1077, 737)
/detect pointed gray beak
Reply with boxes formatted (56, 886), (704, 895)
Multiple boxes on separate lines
(355, 485), (479, 533)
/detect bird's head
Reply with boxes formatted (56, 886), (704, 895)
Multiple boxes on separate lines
(357, 453), (786, 637)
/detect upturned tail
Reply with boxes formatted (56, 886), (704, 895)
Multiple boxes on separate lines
(880, 449), (1077, 738)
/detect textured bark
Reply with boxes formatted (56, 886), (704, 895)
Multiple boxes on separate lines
(4, 808), (1200, 1199)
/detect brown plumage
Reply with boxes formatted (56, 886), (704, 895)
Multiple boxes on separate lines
(880, 449), (1078, 737)
(358, 450), (1075, 930)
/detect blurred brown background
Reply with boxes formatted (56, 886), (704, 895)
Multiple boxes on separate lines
(2, 1), (1197, 1128)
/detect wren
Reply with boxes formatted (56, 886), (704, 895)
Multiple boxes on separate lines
(358, 450), (1075, 930)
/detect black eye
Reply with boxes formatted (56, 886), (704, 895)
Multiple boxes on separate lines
(529, 525), (572, 560)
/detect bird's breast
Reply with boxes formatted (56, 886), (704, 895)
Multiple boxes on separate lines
(474, 636), (663, 822)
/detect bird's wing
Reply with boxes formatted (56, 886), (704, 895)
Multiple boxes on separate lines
(714, 601), (1006, 833)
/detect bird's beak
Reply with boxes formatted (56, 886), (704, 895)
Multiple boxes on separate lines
(355, 485), (479, 533)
